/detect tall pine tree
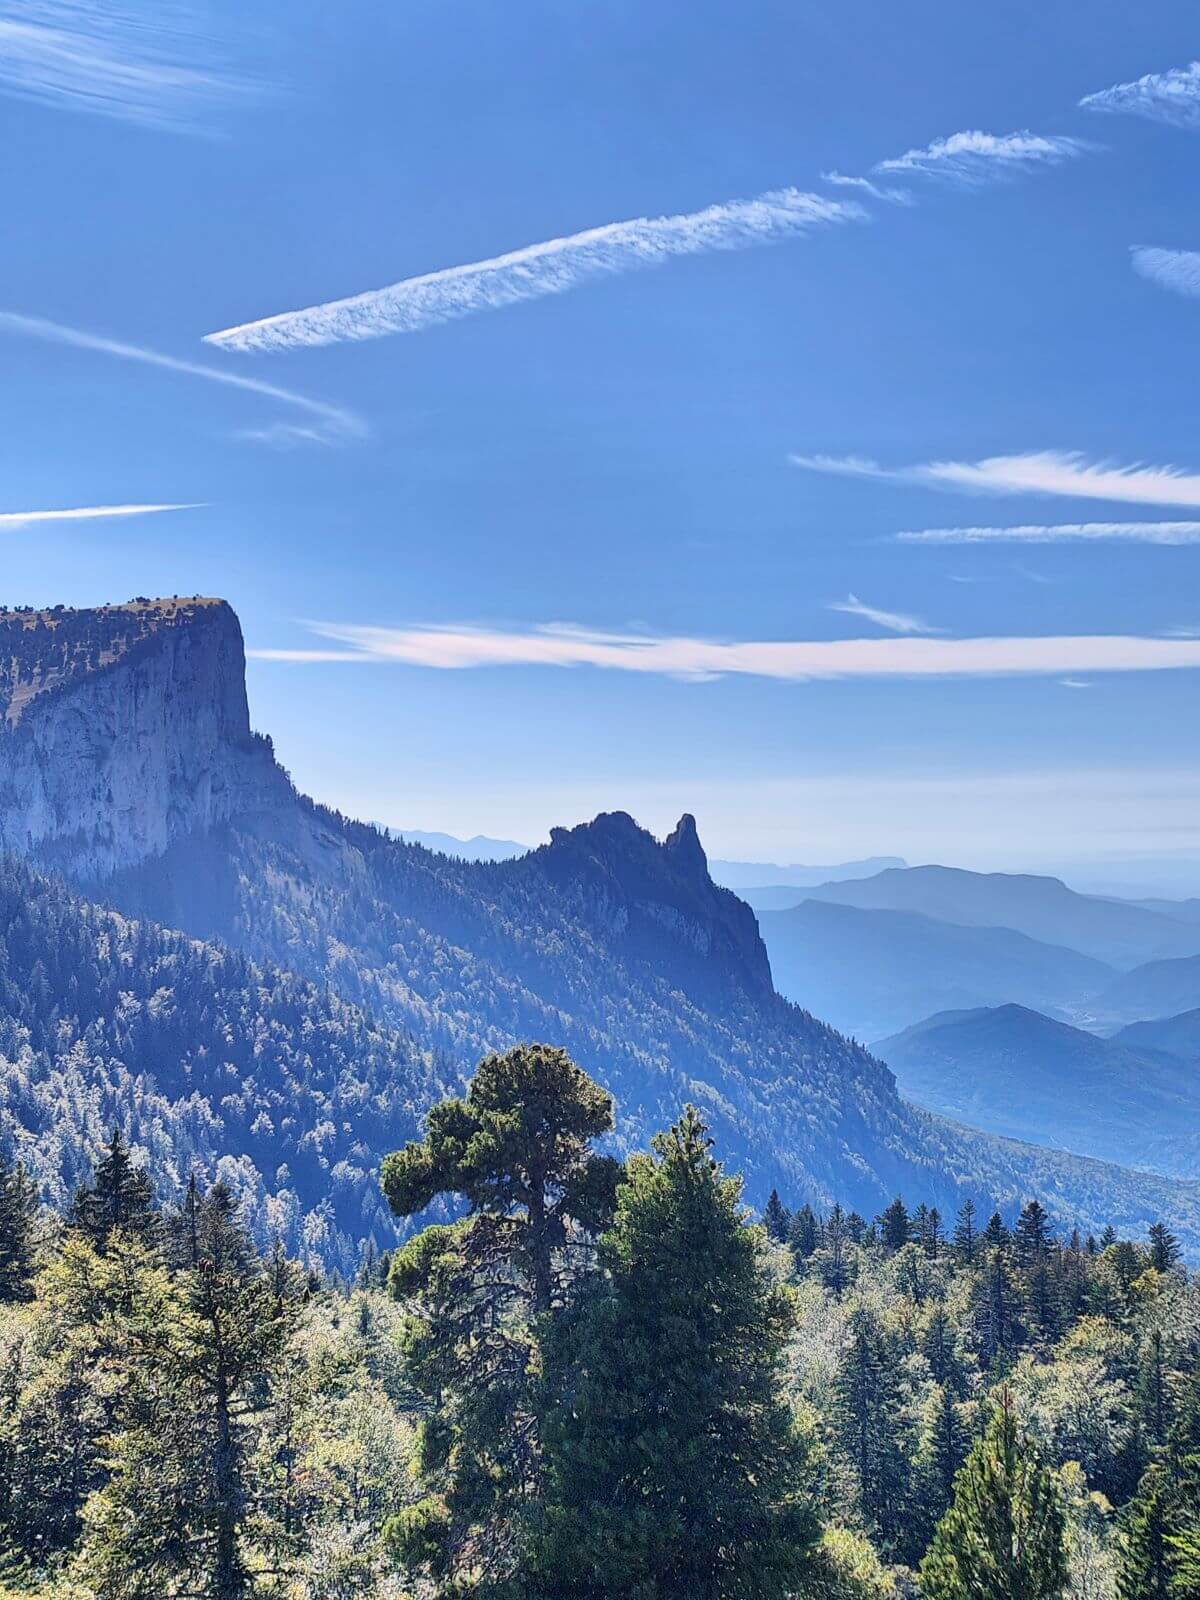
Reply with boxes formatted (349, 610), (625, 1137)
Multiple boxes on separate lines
(537, 1106), (820, 1600)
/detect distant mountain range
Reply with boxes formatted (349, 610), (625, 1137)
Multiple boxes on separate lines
(757, 901), (1114, 1043)
(4, 599), (1200, 1258)
(709, 855), (906, 889)
(794, 864), (1200, 968)
(875, 1003), (1200, 1178)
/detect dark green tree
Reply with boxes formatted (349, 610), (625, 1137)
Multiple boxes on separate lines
(1148, 1223), (1182, 1275)
(763, 1188), (791, 1243)
(835, 1306), (913, 1558)
(381, 1044), (619, 1598)
(80, 1182), (304, 1600)
(1118, 1464), (1173, 1600)
(879, 1196), (911, 1252)
(972, 1249), (1026, 1371)
(816, 1202), (855, 1298)
(953, 1199), (978, 1265)
(68, 1128), (158, 1252)
(919, 1389), (1067, 1600)
(788, 1203), (820, 1262)
(538, 1106), (819, 1600)
(0, 1156), (37, 1302)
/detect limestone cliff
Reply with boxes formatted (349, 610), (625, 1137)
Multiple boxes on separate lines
(0, 598), (287, 878)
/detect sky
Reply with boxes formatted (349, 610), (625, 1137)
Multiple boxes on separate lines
(4, 0), (1200, 878)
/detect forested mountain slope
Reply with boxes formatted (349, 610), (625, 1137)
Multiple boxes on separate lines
(4, 598), (1200, 1253)
(876, 1003), (1200, 1176)
(0, 853), (444, 1269)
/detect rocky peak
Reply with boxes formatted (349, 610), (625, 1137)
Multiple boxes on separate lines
(0, 597), (286, 879)
(535, 810), (772, 998)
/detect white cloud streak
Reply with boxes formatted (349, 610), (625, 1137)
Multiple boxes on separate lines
(0, 502), (200, 529)
(827, 593), (940, 634)
(897, 520), (1200, 545)
(1132, 246), (1200, 299)
(820, 170), (913, 205)
(0, 0), (250, 130)
(248, 621), (1200, 684)
(792, 449), (1200, 508)
(203, 187), (866, 353)
(1081, 61), (1200, 129)
(874, 129), (1089, 183)
(0, 310), (364, 441)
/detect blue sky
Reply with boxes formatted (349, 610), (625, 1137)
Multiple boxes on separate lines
(4, 0), (1200, 874)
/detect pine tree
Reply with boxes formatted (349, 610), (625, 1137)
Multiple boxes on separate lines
(983, 1211), (1010, 1249)
(923, 1306), (966, 1396)
(921, 1383), (970, 1528)
(763, 1188), (791, 1243)
(1118, 1464), (1172, 1600)
(537, 1106), (820, 1600)
(879, 1196), (911, 1252)
(1014, 1200), (1053, 1269)
(953, 1199), (978, 1265)
(68, 1128), (158, 1252)
(79, 1182), (304, 1600)
(816, 1202), (855, 1298)
(972, 1249), (1026, 1371)
(0, 1156), (37, 1302)
(380, 1044), (620, 1597)
(919, 1389), (1067, 1600)
(1148, 1223), (1182, 1275)
(835, 1305), (913, 1558)
(788, 1203), (820, 1262)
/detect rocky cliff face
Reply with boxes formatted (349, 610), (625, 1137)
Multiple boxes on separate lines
(534, 809), (774, 997)
(0, 599), (286, 878)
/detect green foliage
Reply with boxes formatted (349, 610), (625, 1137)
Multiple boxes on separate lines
(538, 1106), (820, 1600)
(919, 1389), (1068, 1600)
(383, 1045), (618, 1598)
(0, 1160), (36, 1304)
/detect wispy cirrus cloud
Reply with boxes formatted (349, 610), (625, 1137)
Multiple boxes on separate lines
(820, 170), (913, 205)
(1081, 61), (1200, 129)
(874, 129), (1090, 183)
(792, 449), (1200, 508)
(248, 620), (1200, 684)
(897, 520), (1200, 545)
(827, 593), (940, 634)
(0, 502), (200, 529)
(203, 187), (866, 353)
(1132, 246), (1200, 299)
(0, 310), (364, 442)
(0, 0), (253, 130)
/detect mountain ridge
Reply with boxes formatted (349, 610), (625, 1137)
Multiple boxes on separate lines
(4, 598), (1200, 1253)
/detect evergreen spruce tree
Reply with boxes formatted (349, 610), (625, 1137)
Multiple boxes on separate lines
(920, 1383), (970, 1531)
(879, 1196), (911, 1252)
(816, 1202), (855, 1298)
(537, 1107), (819, 1600)
(80, 1182), (304, 1600)
(68, 1128), (158, 1252)
(919, 1389), (1067, 1600)
(834, 1305), (913, 1558)
(788, 1203), (820, 1262)
(762, 1188), (791, 1243)
(953, 1199), (978, 1265)
(983, 1211), (1010, 1249)
(380, 1044), (620, 1598)
(0, 1156), (37, 1302)
(972, 1249), (1026, 1371)
(1118, 1464), (1172, 1600)
(1148, 1223), (1182, 1275)
(1014, 1200), (1053, 1269)
(923, 1306), (966, 1396)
